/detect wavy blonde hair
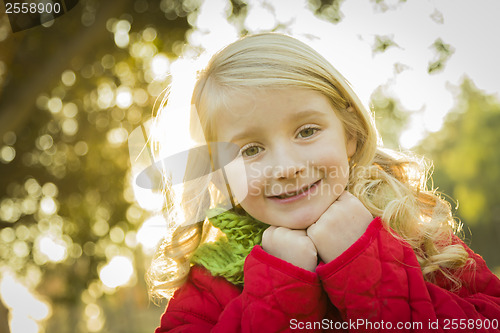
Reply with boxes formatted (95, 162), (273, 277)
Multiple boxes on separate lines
(148, 33), (471, 299)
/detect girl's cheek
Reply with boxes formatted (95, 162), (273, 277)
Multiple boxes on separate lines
(246, 163), (266, 189)
(326, 163), (349, 180)
(247, 177), (263, 196)
(224, 156), (252, 204)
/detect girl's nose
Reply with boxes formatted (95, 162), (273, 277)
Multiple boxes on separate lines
(270, 148), (306, 179)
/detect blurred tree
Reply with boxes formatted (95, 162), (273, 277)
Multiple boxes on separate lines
(428, 38), (455, 74)
(372, 34), (398, 54)
(2, 0), (498, 332)
(371, 86), (412, 150)
(418, 79), (500, 269)
(308, 0), (345, 23)
(0, 0), (196, 332)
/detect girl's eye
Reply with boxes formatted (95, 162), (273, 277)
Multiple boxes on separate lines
(241, 145), (262, 157)
(297, 126), (319, 138)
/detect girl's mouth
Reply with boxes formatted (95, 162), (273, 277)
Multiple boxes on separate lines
(268, 180), (322, 203)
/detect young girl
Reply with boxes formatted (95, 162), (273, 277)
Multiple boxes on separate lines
(149, 33), (500, 332)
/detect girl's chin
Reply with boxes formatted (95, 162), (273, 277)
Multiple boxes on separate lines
(263, 213), (319, 230)
(241, 202), (326, 229)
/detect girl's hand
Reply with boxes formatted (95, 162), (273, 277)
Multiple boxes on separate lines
(307, 191), (373, 263)
(262, 226), (318, 272)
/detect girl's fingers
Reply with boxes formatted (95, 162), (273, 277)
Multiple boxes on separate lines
(262, 226), (275, 240)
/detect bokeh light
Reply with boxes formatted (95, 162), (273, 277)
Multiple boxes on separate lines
(3, 131), (17, 145)
(136, 215), (168, 253)
(107, 127), (129, 146)
(61, 70), (76, 87)
(116, 86), (133, 109)
(38, 236), (68, 262)
(74, 141), (89, 156)
(142, 27), (157, 42)
(1, 1), (499, 332)
(114, 19), (131, 48)
(0, 272), (51, 333)
(62, 118), (79, 136)
(151, 54), (170, 80)
(85, 303), (105, 332)
(99, 256), (134, 288)
(47, 97), (63, 114)
(0, 146), (16, 163)
(39, 197), (57, 215)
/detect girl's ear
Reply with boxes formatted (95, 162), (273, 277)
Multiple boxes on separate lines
(346, 133), (357, 158)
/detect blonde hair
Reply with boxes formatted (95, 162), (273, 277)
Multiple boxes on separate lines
(148, 33), (471, 299)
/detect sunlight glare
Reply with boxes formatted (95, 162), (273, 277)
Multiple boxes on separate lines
(39, 197), (57, 215)
(99, 256), (134, 288)
(136, 215), (168, 253)
(116, 86), (133, 109)
(129, 58), (203, 216)
(132, 184), (165, 211)
(188, 0), (238, 55)
(0, 272), (51, 333)
(38, 235), (68, 262)
(400, 127), (425, 150)
(151, 53), (170, 80)
(245, 1), (276, 31)
(9, 316), (39, 333)
(152, 58), (200, 153)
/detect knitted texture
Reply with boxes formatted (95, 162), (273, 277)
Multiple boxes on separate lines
(191, 207), (269, 285)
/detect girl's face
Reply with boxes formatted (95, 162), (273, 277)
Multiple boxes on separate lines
(215, 88), (356, 229)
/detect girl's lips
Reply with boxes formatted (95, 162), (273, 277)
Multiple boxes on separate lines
(268, 179), (322, 204)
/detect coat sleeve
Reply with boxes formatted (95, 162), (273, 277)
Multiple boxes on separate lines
(317, 217), (500, 332)
(155, 246), (327, 333)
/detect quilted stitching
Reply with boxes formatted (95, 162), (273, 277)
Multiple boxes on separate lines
(155, 218), (500, 332)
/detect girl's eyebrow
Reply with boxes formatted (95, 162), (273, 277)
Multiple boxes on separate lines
(228, 127), (260, 143)
(290, 109), (328, 121)
(228, 109), (327, 142)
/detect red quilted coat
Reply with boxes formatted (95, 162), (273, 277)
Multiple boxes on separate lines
(155, 218), (500, 332)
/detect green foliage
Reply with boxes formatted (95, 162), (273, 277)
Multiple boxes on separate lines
(0, 0), (196, 331)
(428, 38), (455, 74)
(420, 80), (500, 225)
(418, 79), (500, 268)
(372, 35), (398, 54)
(372, 79), (500, 269)
(308, 0), (345, 23)
(371, 87), (411, 150)
(370, 0), (407, 13)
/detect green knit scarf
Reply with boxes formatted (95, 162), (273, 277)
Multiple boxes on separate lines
(191, 207), (269, 285)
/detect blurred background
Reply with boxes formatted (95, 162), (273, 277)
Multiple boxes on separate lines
(0, 0), (499, 332)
